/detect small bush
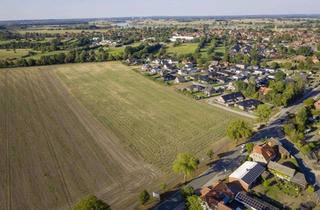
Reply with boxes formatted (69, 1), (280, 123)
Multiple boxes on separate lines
(139, 190), (150, 205)
(263, 180), (270, 187)
(180, 186), (194, 198)
(306, 185), (315, 193)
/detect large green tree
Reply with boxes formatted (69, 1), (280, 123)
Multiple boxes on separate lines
(73, 195), (111, 210)
(227, 120), (253, 144)
(256, 104), (272, 122)
(173, 153), (199, 183)
(186, 195), (203, 210)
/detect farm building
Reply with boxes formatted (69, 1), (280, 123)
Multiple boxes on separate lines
(267, 161), (307, 189)
(229, 161), (265, 191)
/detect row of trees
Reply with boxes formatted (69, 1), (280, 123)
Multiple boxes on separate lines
(0, 48), (123, 68)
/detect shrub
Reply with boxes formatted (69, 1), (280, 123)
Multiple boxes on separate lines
(262, 180), (270, 187)
(246, 143), (254, 153)
(139, 190), (150, 205)
(306, 185), (315, 193)
(180, 186), (194, 198)
(73, 195), (111, 210)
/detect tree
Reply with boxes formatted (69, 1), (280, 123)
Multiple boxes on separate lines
(245, 143), (254, 154)
(274, 71), (286, 81)
(227, 120), (253, 144)
(295, 107), (308, 132)
(186, 195), (202, 210)
(303, 98), (315, 109)
(180, 186), (194, 198)
(139, 190), (150, 205)
(206, 149), (214, 160)
(173, 153), (199, 183)
(256, 104), (272, 122)
(73, 195), (111, 210)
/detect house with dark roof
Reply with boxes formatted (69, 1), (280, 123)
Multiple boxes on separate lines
(217, 92), (245, 106)
(229, 161), (265, 191)
(235, 192), (279, 210)
(237, 99), (263, 111)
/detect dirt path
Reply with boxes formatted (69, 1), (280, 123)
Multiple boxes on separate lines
(0, 68), (159, 210)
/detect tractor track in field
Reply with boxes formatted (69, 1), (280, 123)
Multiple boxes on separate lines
(22, 71), (73, 209)
(5, 70), (12, 210)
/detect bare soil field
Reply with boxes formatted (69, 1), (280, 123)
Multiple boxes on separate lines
(0, 66), (158, 210)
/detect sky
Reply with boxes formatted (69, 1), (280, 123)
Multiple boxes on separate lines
(0, 0), (320, 21)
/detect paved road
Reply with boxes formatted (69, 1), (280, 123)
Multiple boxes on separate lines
(152, 86), (320, 210)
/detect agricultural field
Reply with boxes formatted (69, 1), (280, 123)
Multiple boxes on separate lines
(55, 62), (248, 170)
(0, 65), (158, 210)
(0, 62), (249, 210)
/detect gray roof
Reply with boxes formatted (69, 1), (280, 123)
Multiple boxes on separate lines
(291, 172), (307, 188)
(267, 161), (295, 178)
(221, 92), (244, 102)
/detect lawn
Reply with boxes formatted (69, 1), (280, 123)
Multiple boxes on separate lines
(0, 49), (31, 60)
(55, 62), (249, 171)
(166, 43), (198, 56)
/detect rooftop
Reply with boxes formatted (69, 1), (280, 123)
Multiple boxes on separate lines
(229, 161), (265, 185)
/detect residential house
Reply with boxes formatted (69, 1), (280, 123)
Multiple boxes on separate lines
(204, 86), (223, 97)
(237, 99), (263, 111)
(163, 74), (176, 81)
(249, 143), (277, 164)
(217, 92), (245, 106)
(184, 83), (206, 92)
(266, 138), (291, 159)
(236, 64), (246, 70)
(229, 161), (265, 191)
(200, 181), (244, 210)
(174, 76), (187, 83)
(235, 192), (279, 210)
(267, 161), (307, 189)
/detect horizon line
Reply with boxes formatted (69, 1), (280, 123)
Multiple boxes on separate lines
(1, 13), (320, 23)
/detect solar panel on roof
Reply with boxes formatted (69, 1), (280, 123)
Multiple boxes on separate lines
(235, 192), (277, 210)
(241, 164), (265, 185)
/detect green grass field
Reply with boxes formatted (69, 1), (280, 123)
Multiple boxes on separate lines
(0, 49), (31, 60)
(55, 62), (249, 171)
(166, 43), (198, 56)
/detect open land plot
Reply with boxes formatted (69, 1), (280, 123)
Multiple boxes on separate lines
(0, 62), (249, 210)
(0, 49), (31, 60)
(0, 66), (158, 210)
(55, 62), (249, 171)
(166, 43), (198, 56)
